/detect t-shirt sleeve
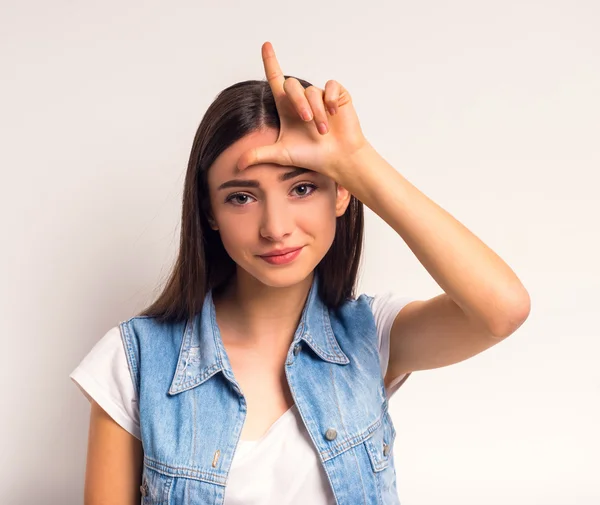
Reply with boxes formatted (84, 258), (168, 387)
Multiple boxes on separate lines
(69, 326), (141, 440)
(369, 292), (415, 399)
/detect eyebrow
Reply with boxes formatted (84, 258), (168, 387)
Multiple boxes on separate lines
(217, 167), (313, 191)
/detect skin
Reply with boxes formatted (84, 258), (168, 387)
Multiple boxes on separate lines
(83, 401), (144, 505)
(207, 127), (351, 350)
(205, 127), (353, 441)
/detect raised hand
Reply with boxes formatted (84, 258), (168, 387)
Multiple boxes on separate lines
(236, 41), (372, 182)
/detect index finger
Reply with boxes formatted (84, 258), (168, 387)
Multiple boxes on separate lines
(261, 41), (285, 100)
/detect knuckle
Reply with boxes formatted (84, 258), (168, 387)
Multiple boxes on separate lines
(305, 85), (322, 96)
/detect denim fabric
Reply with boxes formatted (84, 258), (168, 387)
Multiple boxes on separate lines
(120, 272), (402, 504)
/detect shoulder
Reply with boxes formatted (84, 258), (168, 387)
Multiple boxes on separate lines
(332, 292), (414, 322)
(69, 325), (141, 439)
(73, 326), (125, 366)
(363, 291), (415, 319)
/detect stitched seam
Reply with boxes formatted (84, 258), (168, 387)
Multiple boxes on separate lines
(171, 318), (193, 391)
(173, 364), (221, 393)
(323, 305), (348, 361)
(321, 414), (383, 461)
(119, 322), (139, 398)
(330, 364), (368, 505)
(144, 455), (227, 486)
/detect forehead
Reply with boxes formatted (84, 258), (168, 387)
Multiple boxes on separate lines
(208, 128), (293, 184)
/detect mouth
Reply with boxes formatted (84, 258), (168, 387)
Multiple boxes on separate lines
(258, 246), (304, 265)
(259, 246), (304, 258)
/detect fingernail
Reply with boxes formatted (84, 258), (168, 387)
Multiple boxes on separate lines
(302, 109), (313, 121)
(318, 122), (328, 134)
(328, 107), (336, 116)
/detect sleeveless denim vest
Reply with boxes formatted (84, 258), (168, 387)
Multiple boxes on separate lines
(119, 272), (402, 504)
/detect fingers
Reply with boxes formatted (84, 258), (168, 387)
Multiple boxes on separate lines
(261, 42), (286, 100)
(324, 80), (341, 116)
(237, 143), (291, 172)
(262, 42), (341, 135)
(284, 78), (341, 135)
(305, 86), (329, 134)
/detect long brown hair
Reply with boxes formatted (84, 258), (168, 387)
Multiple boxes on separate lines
(138, 76), (365, 324)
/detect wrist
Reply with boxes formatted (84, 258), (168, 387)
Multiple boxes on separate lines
(336, 141), (382, 191)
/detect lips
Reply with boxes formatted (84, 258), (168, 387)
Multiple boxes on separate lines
(259, 246), (303, 257)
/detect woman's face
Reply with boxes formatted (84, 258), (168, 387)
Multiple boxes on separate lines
(207, 127), (351, 288)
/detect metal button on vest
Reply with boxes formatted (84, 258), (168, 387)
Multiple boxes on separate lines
(293, 343), (302, 356)
(383, 443), (390, 456)
(325, 428), (337, 441)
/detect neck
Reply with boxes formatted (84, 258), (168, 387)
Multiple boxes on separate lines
(214, 270), (314, 347)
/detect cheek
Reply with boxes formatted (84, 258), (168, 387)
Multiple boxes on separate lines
(306, 211), (334, 234)
(212, 213), (255, 262)
(299, 198), (338, 242)
(218, 219), (251, 248)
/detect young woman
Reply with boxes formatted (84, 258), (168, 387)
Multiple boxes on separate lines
(70, 42), (530, 505)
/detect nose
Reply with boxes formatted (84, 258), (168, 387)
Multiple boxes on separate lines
(259, 197), (293, 242)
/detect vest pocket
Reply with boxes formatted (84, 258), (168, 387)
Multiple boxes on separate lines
(140, 465), (174, 505)
(364, 410), (397, 472)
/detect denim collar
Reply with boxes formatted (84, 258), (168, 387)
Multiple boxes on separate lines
(168, 271), (350, 395)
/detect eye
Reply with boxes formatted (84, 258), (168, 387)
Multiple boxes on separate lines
(225, 183), (318, 207)
(225, 193), (254, 206)
(292, 183), (318, 197)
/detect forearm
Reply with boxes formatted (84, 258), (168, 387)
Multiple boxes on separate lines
(339, 144), (530, 337)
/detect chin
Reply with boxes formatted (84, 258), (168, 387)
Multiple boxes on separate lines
(252, 267), (310, 289)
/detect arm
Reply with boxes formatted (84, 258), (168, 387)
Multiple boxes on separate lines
(84, 400), (143, 505)
(340, 145), (530, 376)
(386, 294), (512, 378)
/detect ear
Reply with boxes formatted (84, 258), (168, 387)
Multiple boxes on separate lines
(206, 211), (219, 231)
(335, 182), (352, 218)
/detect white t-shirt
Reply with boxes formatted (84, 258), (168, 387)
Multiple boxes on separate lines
(70, 292), (413, 504)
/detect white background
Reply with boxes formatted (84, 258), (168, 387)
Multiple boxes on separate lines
(1, 0), (598, 503)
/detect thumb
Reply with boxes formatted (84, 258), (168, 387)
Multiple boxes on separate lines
(237, 143), (292, 171)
